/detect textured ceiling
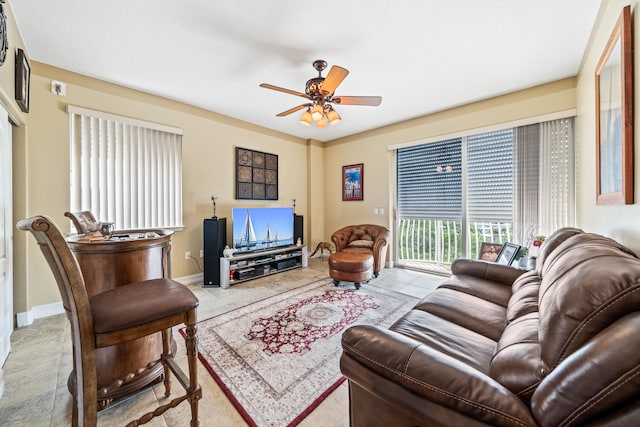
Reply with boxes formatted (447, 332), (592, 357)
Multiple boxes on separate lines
(11, 0), (601, 142)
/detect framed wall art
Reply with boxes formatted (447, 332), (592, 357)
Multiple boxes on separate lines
(15, 48), (30, 113)
(236, 147), (278, 200)
(342, 163), (363, 201)
(595, 5), (633, 205)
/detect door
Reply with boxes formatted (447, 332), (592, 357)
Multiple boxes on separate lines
(0, 104), (13, 387)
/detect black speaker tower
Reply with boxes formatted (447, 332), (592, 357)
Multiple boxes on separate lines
(294, 214), (303, 244)
(203, 217), (226, 287)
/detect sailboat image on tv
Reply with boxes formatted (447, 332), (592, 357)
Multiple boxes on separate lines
(237, 210), (258, 248)
(232, 207), (294, 251)
(262, 223), (279, 244)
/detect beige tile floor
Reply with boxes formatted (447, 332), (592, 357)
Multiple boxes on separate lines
(0, 257), (443, 426)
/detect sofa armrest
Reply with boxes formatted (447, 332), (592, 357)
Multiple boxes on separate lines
(451, 258), (527, 286)
(341, 325), (536, 426)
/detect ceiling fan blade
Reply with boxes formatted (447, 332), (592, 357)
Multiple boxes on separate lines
(332, 96), (382, 106)
(276, 103), (312, 117)
(321, 66), (349, 96)
(260, 83), (311, 99)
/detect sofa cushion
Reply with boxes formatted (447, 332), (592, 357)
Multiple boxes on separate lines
(506, 272), (540, 321)
(490, 312), (544, 401)
(414, 288), (507, 341)
(538, 233), (640, 369)
(531, 313), (640, 427)
(534, 227), (583, 273)
(341, 325), (537, 427)
(391, 310), (496, 374)
(439, 274), (513, 307)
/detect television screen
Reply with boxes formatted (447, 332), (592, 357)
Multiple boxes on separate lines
(232, 207), (294, 252)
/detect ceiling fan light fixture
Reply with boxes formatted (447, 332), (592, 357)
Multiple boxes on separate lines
(327, 108), (341, 125)
(261, 60), (381, 129)
(300, 109), (312, 126)
(311, 104), (324, 121)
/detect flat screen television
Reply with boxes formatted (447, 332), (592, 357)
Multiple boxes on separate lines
(232, 207), (294, 252)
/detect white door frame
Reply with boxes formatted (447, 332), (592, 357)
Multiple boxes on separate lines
(0, 103), (13, 398)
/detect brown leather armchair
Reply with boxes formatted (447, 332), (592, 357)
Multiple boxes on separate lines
(331, 224), (390, 276)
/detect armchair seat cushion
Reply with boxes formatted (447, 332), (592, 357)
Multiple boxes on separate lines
(341, 246), (373, 256)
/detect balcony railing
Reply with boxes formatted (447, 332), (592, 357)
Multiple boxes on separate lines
(396, 218), (513, 272)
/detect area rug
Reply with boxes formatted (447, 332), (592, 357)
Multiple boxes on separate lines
(193, 277), (419, 427)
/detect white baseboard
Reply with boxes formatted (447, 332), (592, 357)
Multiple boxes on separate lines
(175, 273), (203, 286)
(16, 301), (64, 327)
(15, 275), (203, 327)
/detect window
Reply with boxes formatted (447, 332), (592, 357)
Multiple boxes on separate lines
(396, 117), (574, 273)
(69, 106), (183, 230)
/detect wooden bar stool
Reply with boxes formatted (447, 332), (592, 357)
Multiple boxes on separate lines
(18, 215), (202, 427)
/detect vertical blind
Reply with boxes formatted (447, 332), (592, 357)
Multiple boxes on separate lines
(539, 118), (574, 236)
(513, 124), (540, 243)
(69, 107), (183, 229)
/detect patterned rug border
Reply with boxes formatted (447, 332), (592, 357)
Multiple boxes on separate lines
(182, 277), (419, 427)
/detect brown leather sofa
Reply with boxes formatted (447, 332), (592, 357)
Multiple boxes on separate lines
(331, 224), (391, 276)
(340, 228), (640, 426)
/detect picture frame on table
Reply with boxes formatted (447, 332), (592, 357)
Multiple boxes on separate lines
(496, 243), (520, 266)
(478, 242), (503, 262)
(342, 163), (364, 201)
(15, 48), (30, 113)
(595, 5), (633, 205)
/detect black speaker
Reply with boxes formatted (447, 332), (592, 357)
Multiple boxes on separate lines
(203, 217), (226, 287)
(294, 214), (303, 245)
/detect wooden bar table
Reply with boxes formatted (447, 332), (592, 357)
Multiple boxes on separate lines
(66, 229), (173, 409)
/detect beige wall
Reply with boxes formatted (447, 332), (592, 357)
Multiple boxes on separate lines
(14, 62), (311, 312)
(13, 0), (640, 317)
(575, 0), (640, 251)
(322, 79), (578, 259)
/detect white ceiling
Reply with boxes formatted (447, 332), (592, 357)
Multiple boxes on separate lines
(11, 0), (601, 142)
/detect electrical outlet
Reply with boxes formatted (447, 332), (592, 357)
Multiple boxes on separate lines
(185, 251), (191, 260)
(379, 208), (384, 215)
(200, 249), (204, 258)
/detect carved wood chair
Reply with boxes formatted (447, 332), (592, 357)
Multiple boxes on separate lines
(64, 210), (101, 234)
(17, 215), (201, 427)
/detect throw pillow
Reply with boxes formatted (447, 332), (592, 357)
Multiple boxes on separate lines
(349, 239), (374, 248)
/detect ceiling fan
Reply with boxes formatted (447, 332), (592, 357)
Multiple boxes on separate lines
(259, 59), (382, 127)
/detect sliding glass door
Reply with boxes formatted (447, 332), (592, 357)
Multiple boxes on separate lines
(396, 130), (514, 273)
